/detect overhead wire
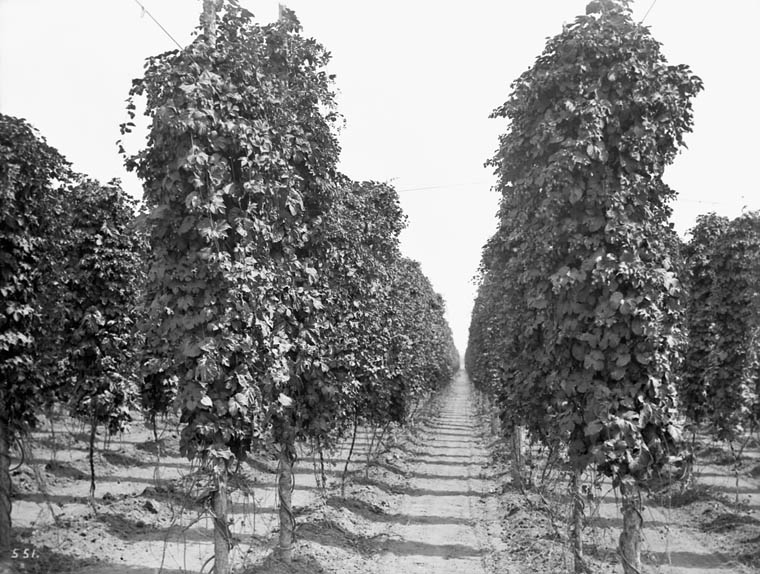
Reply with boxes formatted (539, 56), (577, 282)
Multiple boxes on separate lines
(393, 182), (744, 210)
(131, 0), (184, 50)
(640, 0), (659, 24)
(677, 198), (722, 206)
(393, 183), (740, 209)
(396, 181), (491, 193)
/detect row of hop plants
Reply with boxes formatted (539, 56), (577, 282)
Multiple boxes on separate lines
(466, 1), (702, 573)
(0, 115), (146, 561)
(0, 2), (458, 571)
(679, 211), (760, 498)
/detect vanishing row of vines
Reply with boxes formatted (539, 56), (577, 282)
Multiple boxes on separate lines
(680, 211), (760, 490)
(0, 2), (458, 572)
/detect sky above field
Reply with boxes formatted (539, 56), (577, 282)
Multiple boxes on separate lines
(1, 0), (758, 353)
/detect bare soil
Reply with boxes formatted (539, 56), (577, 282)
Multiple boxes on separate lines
(6, 372), (760, 573)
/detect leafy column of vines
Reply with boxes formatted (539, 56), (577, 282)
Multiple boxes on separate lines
(703, 212), (760, 443)
(122, 2), (341, 568)
(468, 1), (702, 572)
(0, 115), (72, 562)
(53, 179), (144, 499)
(124, 2), (459, 568)
(680, 213), (729, 428)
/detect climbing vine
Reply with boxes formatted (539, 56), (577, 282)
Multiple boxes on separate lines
(122, 1), (456, 568)
(0, 114), (73, 561)
(121, 3), (345, 567)
(53, 179), (144, 497)
(468, 1), (702, 571)
(703, 212), (760, 443)
(680, 213), (729, 427)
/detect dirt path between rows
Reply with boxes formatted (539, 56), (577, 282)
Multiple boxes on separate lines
(370, 371), (497, 574)
(8, 370), (759, 573)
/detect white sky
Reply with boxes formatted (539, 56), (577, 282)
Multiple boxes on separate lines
(1, 0), (758, 353)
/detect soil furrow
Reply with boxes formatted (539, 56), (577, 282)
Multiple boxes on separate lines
(372, 372), (494, 573)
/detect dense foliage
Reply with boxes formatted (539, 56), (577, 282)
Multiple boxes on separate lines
(702, 212), (760, 442)
(122, 1), (457, 567)
(0, 115), (72, 437)
(46, 180), (144, 494)
(385, 258), (459, 421)
(313, 180), (402, 434)
(680, 213), (729, 427)
(122, 3), (342, 470)
(50, 180), (144, 436)
(466, 1), (702, 570)
(0, 114), (74, 559)
(470, 0), (701, 482)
